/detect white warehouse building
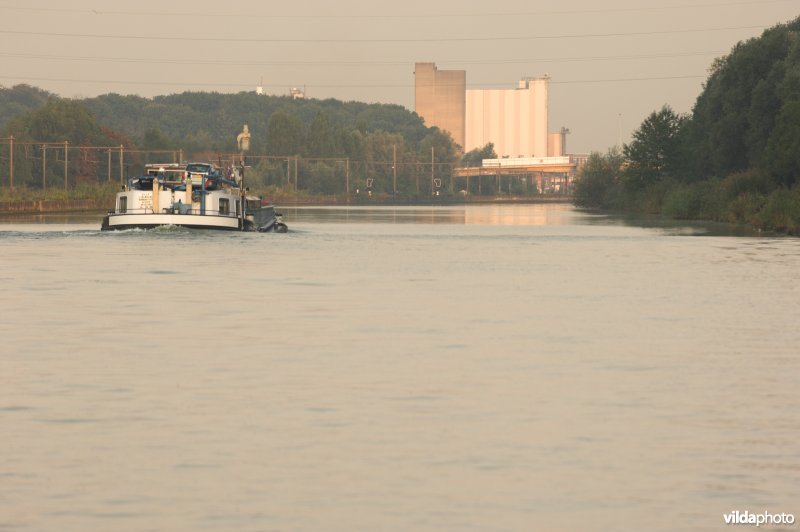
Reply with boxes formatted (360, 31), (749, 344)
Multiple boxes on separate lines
(465, 77), (550, 158)
(415, 64), (568, 159)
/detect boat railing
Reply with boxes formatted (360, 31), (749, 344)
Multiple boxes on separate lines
(112, 207), (240, 217)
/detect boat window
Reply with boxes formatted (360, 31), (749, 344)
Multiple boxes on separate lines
(119, 196), (127, 213)
(187, 163), (211, 174)
(219, 198), (230, 215)
(235, 200), (241, 217)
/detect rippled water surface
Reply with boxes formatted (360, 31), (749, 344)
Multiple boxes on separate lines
(1, 204), (798, 531)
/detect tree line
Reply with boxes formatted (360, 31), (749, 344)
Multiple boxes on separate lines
(573, 17), (800, 234)
(1, 86), (512, 197)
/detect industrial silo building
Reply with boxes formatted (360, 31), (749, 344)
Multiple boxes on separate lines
(465, 77), (550, 158)
(414, 62), (467, 150)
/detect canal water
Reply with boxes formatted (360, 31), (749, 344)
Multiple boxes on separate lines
(1, 204), (798, 531)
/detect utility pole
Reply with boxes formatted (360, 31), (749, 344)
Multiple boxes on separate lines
(9, 135), (13, 193)
(346, 158), (350, 200)
(392, 144), (397, 197)
(431, 146), (435, 196)
(42, 144), (47, 191)
(119, 144), (124, 184)
(64, 140), (68, 191)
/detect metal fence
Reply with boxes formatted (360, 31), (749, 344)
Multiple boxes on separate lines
(0, 137), (182, 192)
(1, 137), (571, 197)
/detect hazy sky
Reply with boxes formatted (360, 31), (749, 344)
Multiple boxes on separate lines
(1, 0), (799, 152)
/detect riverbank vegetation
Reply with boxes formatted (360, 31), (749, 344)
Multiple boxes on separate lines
(0, 84), (467, 199)
(573, 18), (800, 235)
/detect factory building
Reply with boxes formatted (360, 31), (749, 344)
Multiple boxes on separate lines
(465, 77), (549, 158)
(414, 63), (466, 150)
(414, 63), (565, 158)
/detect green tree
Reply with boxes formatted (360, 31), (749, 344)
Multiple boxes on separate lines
(687, 19), (800, 178)
(141, 128), (175, 150)
(5, 98), (108, 144)
(265, 111), (304, 156)
(573, 148), (625, 208)
(337, 128), (365, 161)
(181, 129), (215, 159)
(461, 143), (497, 167)
(306, 111), (336, 157)
(571, 17), (800, 233)
(362, 131), (405, 193)
(623, 105), (686, 189)
(3, 98), (116, 186)
(419, 128), (458, 165)
(762, 99), (800, 187)
(419, 129), (458, 194)
(0, 84), (51, 131)
(76, 89), (447, 160)
(301, 161), (340, 194)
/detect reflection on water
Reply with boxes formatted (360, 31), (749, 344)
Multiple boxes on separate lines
(0, 203), (766, 237)
(0, 204), (598, 227)
(1, 204), (798, 532)
(280, 203), (604, 226)
(276, 203), (766, 236)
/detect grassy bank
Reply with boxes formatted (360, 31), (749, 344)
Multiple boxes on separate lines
(660, 175), (800, 234)
(576, 171), (800, 235)
(0, 183), (119, 214)
(0, 182), (119, 205)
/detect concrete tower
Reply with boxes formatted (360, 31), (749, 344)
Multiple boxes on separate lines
(414, 63), (466, 150)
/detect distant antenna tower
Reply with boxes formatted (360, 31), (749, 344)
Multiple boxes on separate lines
(256, 77), (264, 95)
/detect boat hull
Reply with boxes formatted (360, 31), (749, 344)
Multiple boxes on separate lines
(103, 213), (242, 231)
(102, 207), (281, 232)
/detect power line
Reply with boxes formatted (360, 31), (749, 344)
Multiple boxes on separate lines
(0, 50), (726, 67)
(0, 74), (707, 89)
(0, 0), (796, 19)
(550, 75), (706, 84)
(447, 51), (727, 65)
(0, 25), (768, 43)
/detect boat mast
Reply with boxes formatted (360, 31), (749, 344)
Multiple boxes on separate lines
(237, 124), (251, 231)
